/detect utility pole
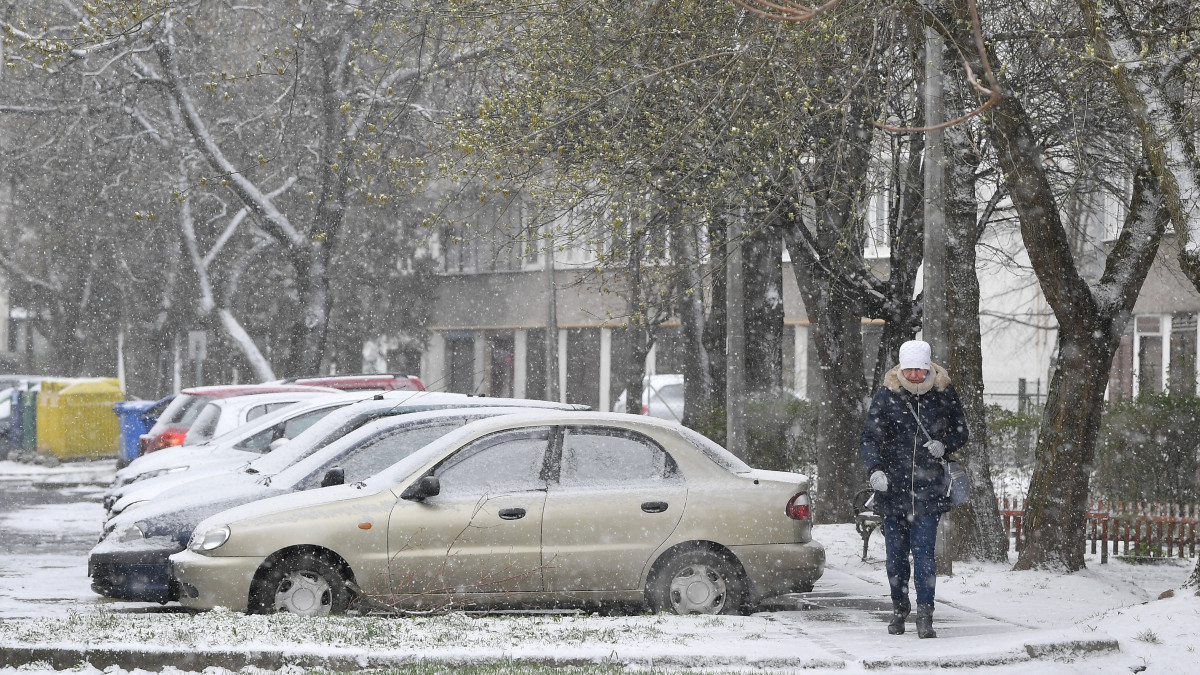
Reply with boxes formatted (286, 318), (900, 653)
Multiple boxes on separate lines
(924, 27), (953, 577)
(544, 228), (559, 403)
(726, 213), (747, 460)
(923, 27), (948, 363)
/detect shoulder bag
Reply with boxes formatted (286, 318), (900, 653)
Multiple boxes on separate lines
(904, 398), (969, 506)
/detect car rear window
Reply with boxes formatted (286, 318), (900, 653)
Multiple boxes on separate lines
(184, 402), (224, 444)
(677, 426), (752, 474)
(158, 394), (214, 426)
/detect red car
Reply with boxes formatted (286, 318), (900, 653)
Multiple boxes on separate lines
(136, 384), (341, 456)
(282, 373), (425, 392)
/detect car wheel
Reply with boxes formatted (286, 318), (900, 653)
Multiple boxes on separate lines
(253, 553), (349, 616)
(648, 549), (745, 615)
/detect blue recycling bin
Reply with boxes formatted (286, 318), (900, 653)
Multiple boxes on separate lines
(113, 399), (162, 468)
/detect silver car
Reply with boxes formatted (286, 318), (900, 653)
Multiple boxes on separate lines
(170, 412), (823, 616)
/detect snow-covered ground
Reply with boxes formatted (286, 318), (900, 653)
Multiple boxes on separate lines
(0, 457), (1197, 674)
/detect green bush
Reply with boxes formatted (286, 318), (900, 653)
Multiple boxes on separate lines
(744, 394), (817, 475)
(688, 393), (817, 475)
(1092, 394), (1200, 504)
(985, 404), (1040, 468)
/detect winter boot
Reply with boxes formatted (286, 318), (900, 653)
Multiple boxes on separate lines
(887, 596), (910, 635)
(916, 604), (937, 639)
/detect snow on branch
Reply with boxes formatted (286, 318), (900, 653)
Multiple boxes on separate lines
(3, 20), (140, 73)
(153, 20), (307, 251)
(1076, 0), (1200, 280)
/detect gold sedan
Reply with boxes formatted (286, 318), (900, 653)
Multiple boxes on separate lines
(170, 411), (824, 616)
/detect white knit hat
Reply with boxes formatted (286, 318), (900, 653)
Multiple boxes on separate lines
(898, 340), (931, 371)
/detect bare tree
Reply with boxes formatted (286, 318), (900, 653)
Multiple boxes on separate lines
(925, 0), (1172, 571)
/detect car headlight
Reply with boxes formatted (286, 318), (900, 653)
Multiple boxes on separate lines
(189, 525), (231, 553)
(135, 466), (189, 482)
(118, 524), (146, 542)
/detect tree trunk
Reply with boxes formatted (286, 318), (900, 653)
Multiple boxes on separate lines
(704, 214), (729, 441)
(670, 208), (715, 430)
(809, 292), (869, 524)
(743, 221), (784, 396)
(944, 124), (1009, 563)
(929, 3), (1170, 572)
(623, 226), (651, 415)
(1014, 332), (1113, 570)
(785, 224), (868, 523)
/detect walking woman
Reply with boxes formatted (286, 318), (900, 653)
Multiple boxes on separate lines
(860, 340), (969, 638)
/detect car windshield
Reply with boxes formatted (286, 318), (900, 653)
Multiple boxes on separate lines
(230, 403), (349, 454)
(182, 402), (224, 445)
(242, 404), (400, 476)
(157, 394), (214, 426)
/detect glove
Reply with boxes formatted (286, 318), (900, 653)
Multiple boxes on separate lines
(925, 439), (946, 458)
(869, 470), (888, 492)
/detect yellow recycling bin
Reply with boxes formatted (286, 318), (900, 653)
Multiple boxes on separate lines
(36, 378), (124, 460)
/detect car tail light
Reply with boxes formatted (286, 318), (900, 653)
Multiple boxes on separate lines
(146, 431), (186, 454)
(641, 404), (648, 414)
(786, 492), (812, 520)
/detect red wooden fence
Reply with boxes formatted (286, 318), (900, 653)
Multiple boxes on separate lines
(997, 498), (1200, 563)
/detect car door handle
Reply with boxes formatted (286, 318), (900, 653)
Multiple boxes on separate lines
(641, 501), (669, 513)
(498, 507), (526, 520)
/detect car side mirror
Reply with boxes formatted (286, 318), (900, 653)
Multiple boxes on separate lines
(400, 475), (440, 501)
(320, 467), (345, 488)
(269, 438), (289, 451)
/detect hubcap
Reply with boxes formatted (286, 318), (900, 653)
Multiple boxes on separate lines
(668, 563), (727, 614)
(275, 570), (333, 616)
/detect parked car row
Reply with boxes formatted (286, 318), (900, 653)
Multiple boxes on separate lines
(90, 382), (825, 617)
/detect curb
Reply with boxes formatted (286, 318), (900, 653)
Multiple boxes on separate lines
(1, 638), (1121, 672)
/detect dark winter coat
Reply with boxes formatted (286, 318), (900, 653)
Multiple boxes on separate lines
(860, 363), (969, 518)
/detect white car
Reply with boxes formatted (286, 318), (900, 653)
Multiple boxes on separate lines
(105, 391), (588, 517)
(612, 374), (685, 421)
(181, 391), (343, 446)
(104, 393), (365, 514)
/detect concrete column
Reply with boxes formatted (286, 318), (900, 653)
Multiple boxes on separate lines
(599, 327), (612, 412)
(558, 330), (568, 404)
(1161, 314), (1170, 392)
(794, 324), (809, 399)
(514, 329), (528, 399)
(473, 334), (487, 395)
(172, 334), (182, 394)
(422, 332), (446, 392)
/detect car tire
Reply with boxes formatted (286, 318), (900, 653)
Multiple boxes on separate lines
(647, 549), (745, 615)
(252, 552), (350, 617)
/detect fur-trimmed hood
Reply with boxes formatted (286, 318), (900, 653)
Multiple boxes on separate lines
(883, 362), (952, 396)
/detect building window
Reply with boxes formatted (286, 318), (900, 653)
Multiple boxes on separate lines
(1170, 313), (1197, 396)
(1109, 313), (1198, 401)
(1136, 315), (1164, 397)
(488, 334), (515, 399)
(446, 331), (475, 394)
(1109, 333), (1134, 402)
